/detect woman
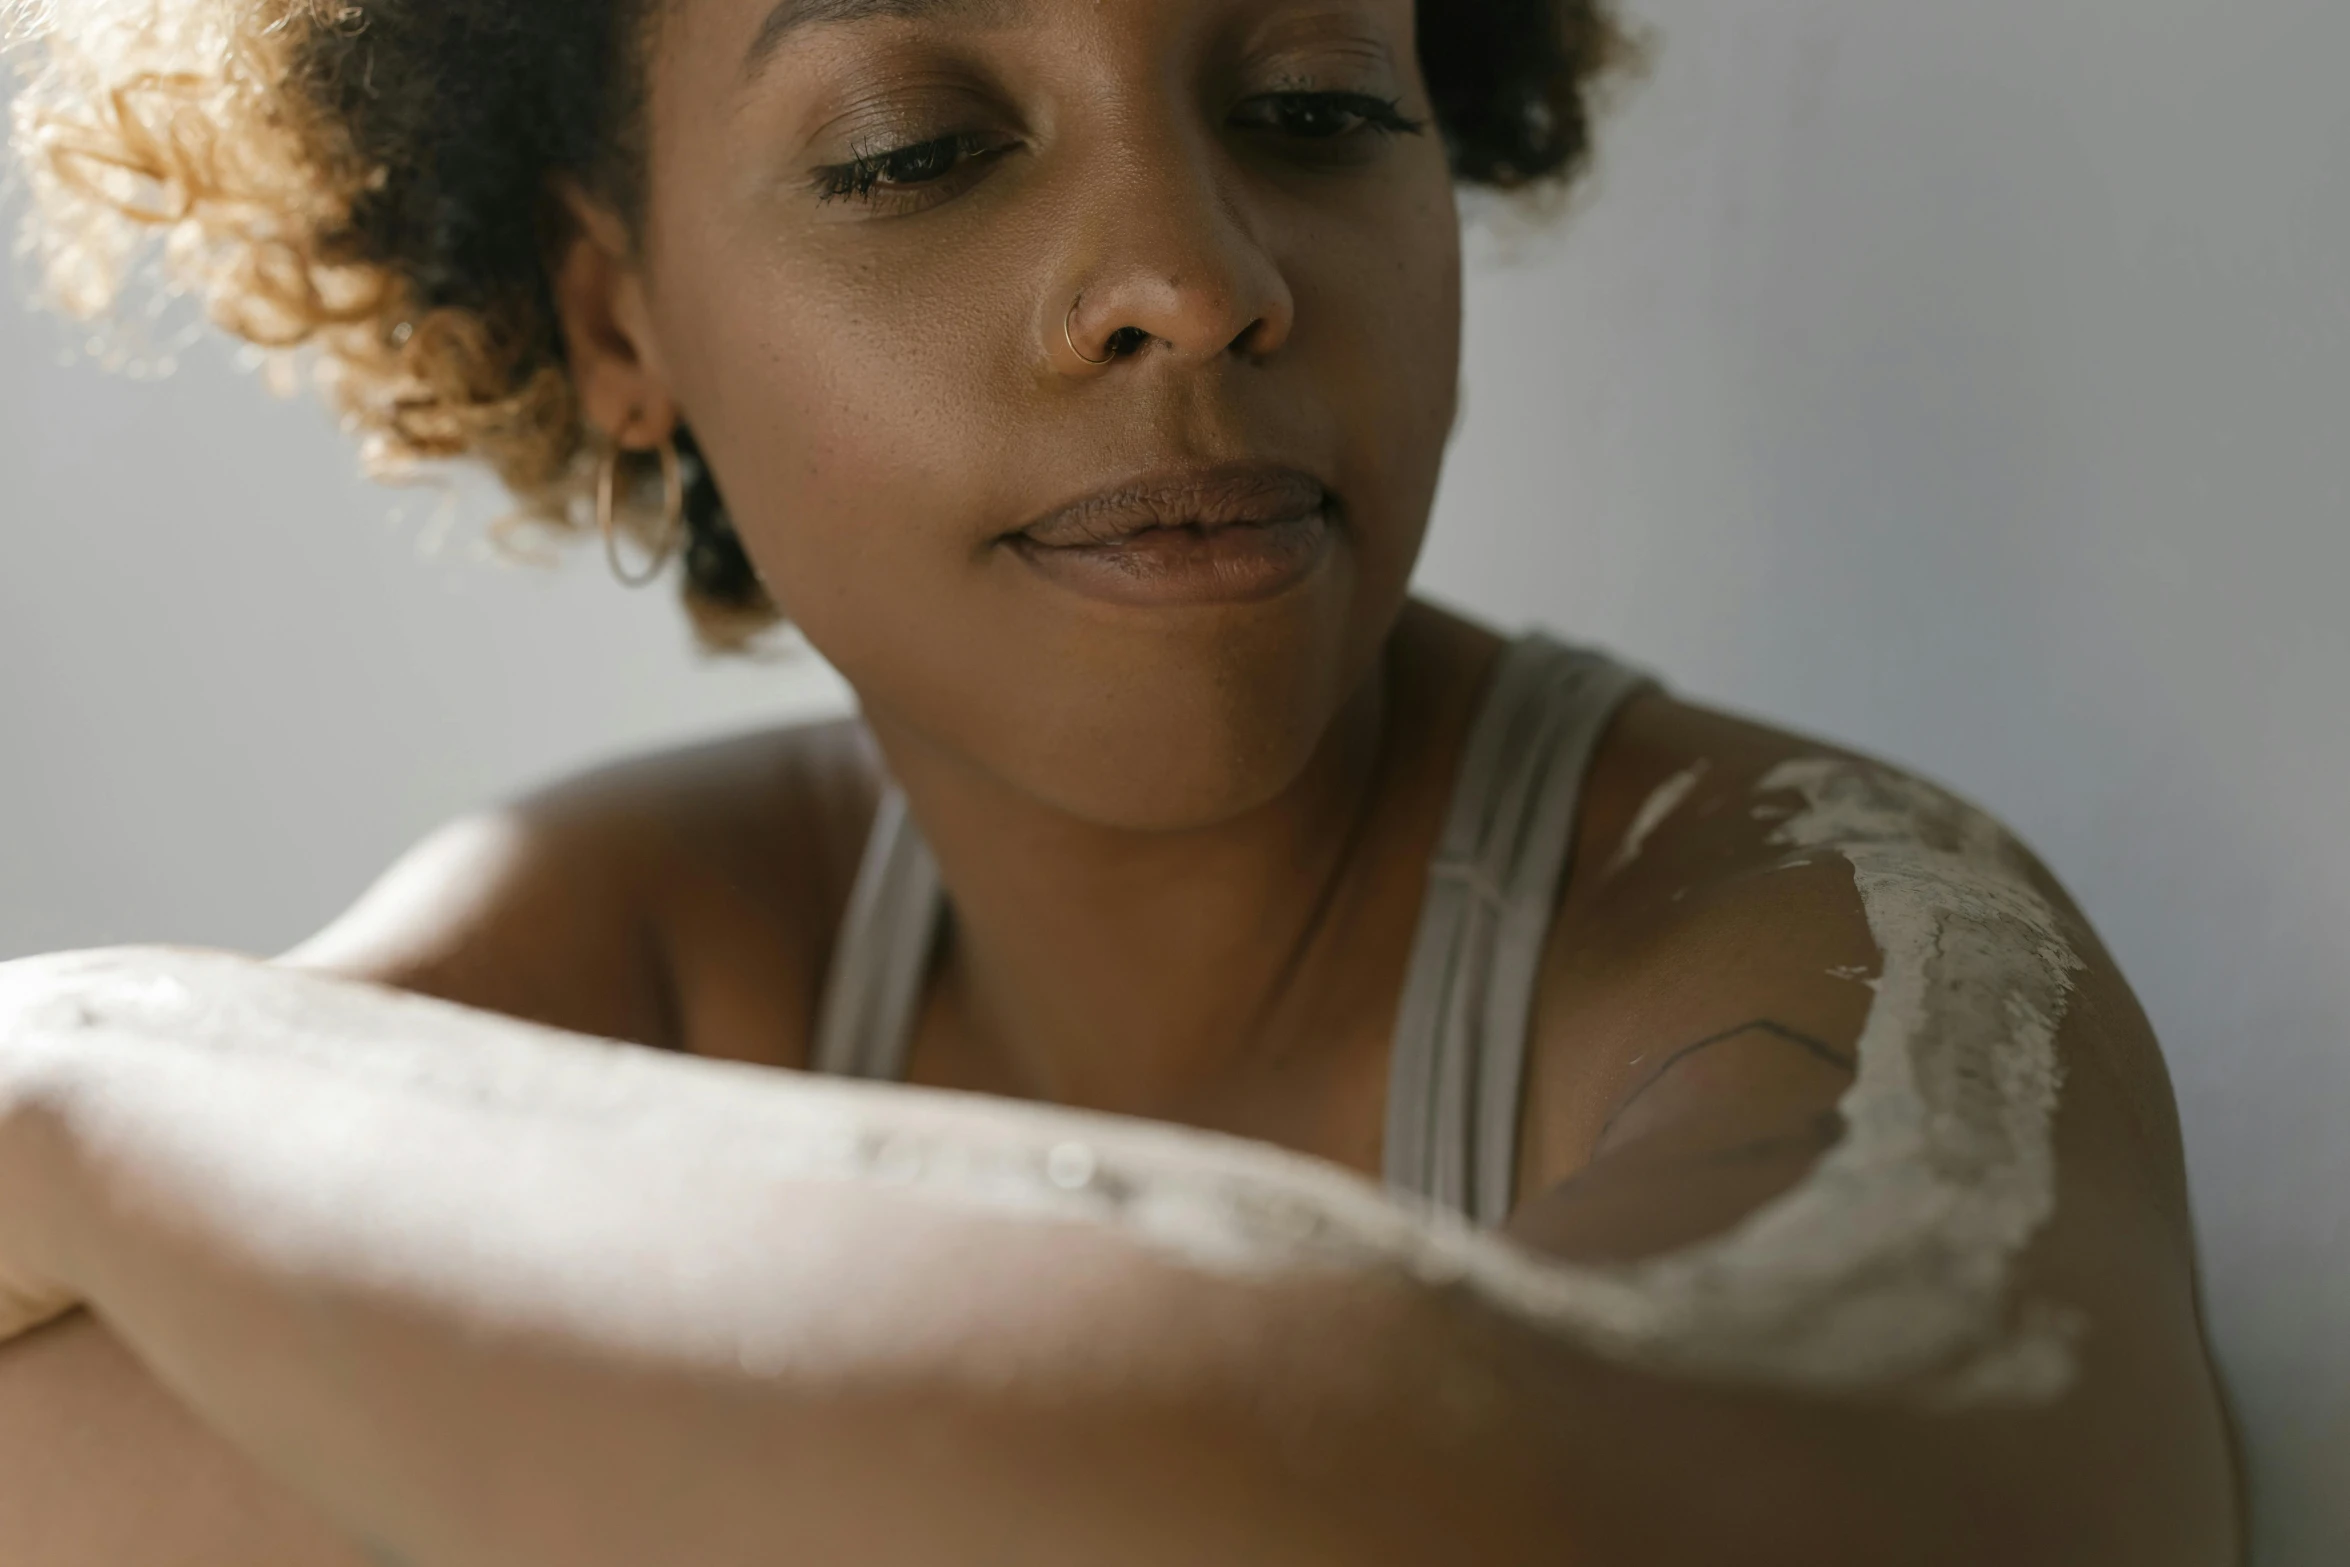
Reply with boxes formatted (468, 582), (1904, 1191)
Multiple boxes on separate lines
(0, 0), (2238, 1562)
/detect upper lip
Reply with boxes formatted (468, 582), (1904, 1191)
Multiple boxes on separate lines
(1011, 462), (1330, 549)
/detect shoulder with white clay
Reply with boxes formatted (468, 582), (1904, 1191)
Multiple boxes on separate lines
(1514, 692), (2194, 1272)
(278, 715), (884, 1067)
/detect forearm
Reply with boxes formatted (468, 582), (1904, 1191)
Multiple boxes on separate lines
(0, 949), (2234, 1567)
(0, 1314), (373, 1567)
(2, 950), (1543, 1565)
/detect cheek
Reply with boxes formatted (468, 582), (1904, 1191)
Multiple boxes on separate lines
(1314, 170), (1465, 581)
(650, 235), (1026, 652)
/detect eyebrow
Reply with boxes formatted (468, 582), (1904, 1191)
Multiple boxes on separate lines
(740, 0), (1016, 82)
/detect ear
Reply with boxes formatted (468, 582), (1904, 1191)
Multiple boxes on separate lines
(549, 180), (678, 448)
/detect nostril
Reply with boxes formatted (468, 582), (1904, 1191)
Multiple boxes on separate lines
(1106, 326), (1151, 358)
(1226, 316), (1279, 357)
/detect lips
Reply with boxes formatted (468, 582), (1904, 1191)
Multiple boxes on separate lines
(1002, 462), (1336, 608)
(1012, 464), (1331, 550)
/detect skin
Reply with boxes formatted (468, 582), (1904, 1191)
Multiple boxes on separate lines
(549, 0), (1469, 1123)
(0, 0), (2241, 1560)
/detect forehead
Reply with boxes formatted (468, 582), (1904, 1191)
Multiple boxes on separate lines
(740, 0), (1028, 81)
(658, 0), (1408, 89)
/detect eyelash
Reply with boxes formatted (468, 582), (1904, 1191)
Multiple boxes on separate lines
(811, 91), (1429, 209)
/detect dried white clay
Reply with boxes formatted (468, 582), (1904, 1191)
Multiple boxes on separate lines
(1475, 758), (2088, 1403)
(1603, 759), (1710, 877)
(1, 768), (2079, 1402)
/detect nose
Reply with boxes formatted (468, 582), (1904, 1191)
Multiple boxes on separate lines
(1052, 123), (1297, 372)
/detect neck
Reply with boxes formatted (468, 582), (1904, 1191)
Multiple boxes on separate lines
(867, 642), (1406, 1117)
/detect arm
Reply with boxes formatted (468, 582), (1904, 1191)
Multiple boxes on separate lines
(0, 1316), (374, 1567)
(1506, 712), (2241, 1562)
(0, 787), (681, 1567)
(0, 726), (870, 1567)
(0, 951), (1565, 1566)
(1, 897), (2237, 1567)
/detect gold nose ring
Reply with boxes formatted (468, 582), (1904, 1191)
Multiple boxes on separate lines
(1065, 295), (1113, 366)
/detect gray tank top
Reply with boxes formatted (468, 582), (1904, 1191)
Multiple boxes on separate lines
(809, 633), (1652, 1227)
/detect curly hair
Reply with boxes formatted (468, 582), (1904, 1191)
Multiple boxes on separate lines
(6, 0), (1633, 650)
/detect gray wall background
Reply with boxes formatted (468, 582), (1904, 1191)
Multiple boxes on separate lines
(3, 0), (2342, 1558)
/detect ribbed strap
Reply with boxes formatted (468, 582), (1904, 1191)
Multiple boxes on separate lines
(809, 785), (943, 1082)
(1382, 637), (1653, 1226)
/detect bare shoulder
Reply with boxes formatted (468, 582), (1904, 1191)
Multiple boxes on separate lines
(1504, 691), (2238, 1561)
(279, 716), (884, 1066)
(1517, 690), (2194, 1256)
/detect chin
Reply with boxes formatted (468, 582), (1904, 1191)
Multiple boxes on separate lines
(873, 564), (1384, 833)
(1022, 597), (1374, 830)
(1011, 690), (1339, 834)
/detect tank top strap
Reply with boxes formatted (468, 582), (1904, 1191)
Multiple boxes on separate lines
(808, 784), (943, 1082)
(1381, 635), (1655, 1225)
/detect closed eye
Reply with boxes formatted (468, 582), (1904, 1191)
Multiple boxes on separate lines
(812, 130), (1017, 207)
(808, 89), (1424, 212)
(1231, 90), (1428, 142)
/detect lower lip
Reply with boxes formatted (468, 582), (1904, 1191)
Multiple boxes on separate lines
(1005, 509), (1333, 608)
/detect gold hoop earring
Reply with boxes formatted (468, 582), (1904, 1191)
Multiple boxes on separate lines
(597, 432), (685, 588)
(1065, 295), (1113, 366)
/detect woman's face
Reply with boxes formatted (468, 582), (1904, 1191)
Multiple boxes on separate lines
(621, 0), (1460, 828)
